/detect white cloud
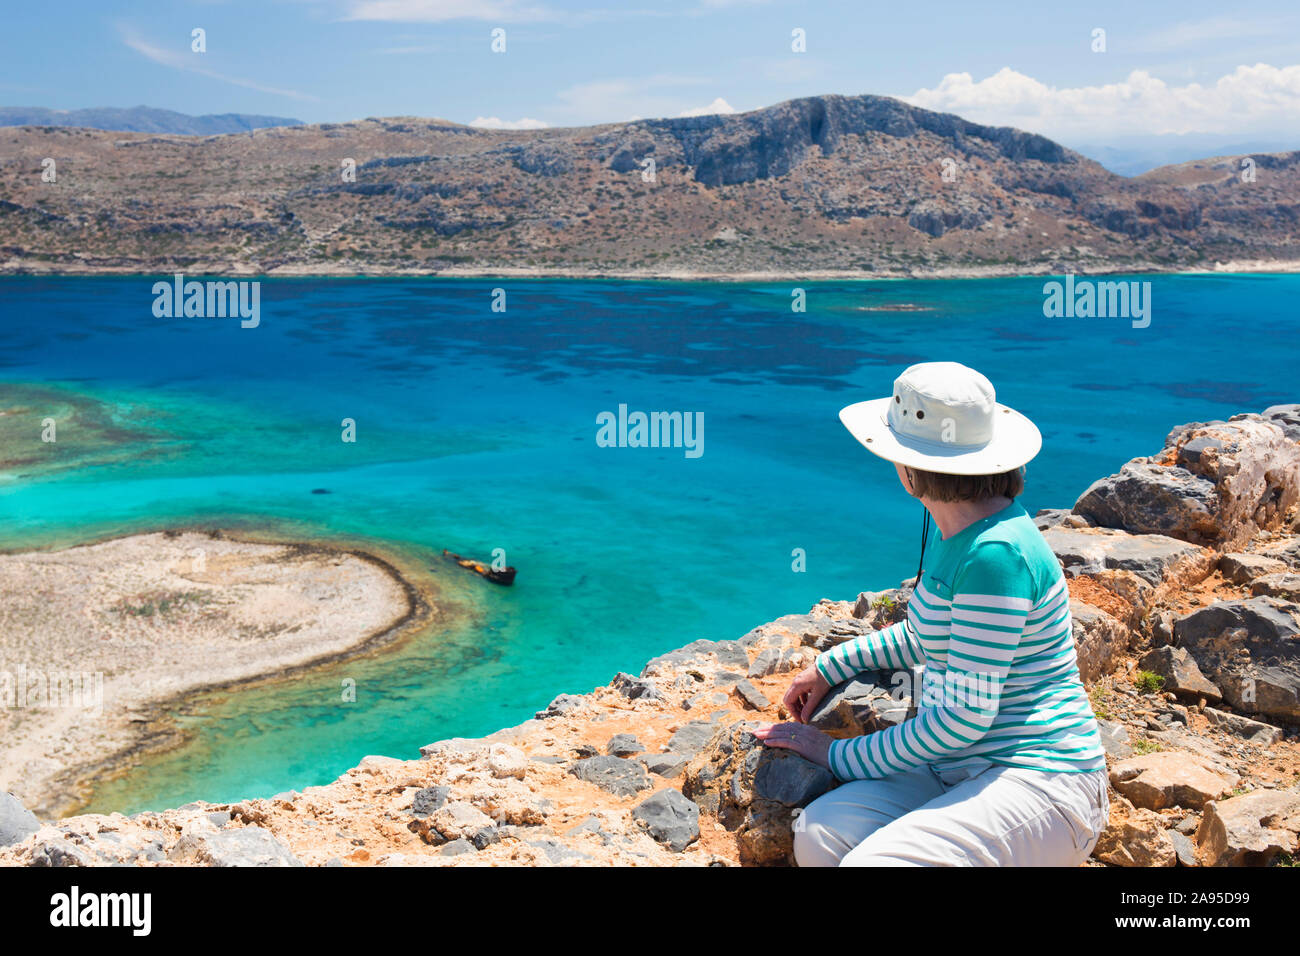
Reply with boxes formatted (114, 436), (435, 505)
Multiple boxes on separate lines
(1139, 15), (1299, 52)
(469, 116), (550, 129)
(119, 25), (317, 101)
(555, 74), (712, 124)
(343, 0), (553, 22)
(905, 63), (1300, 138)
(679, 97), (737, 117)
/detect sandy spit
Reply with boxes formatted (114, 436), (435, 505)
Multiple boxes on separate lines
(0, 529), (431, 818)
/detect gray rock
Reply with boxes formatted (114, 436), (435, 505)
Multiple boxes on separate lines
(1097, 719), (1134, 759)
(169, 824), (304, 867)
(1219, 552), (1290, 584)
(572, 743), (600, 758)
(204, 811), (231, 828)
(752, 753), (837, 806)
(1034, 508), (1094, 531)
(668, 720), (726, 760)
(568, 755), (653, 797)
(632, 788), (700, 852)
(610, 671), (663, 702)
(411, 786), (451, 817)
(733, 680), (770, 710)
(606, 734), (644, 756)
(639, 752), (688, 778)
(682, 690), (729, 710)
(1202, 707), (1285, 745)
(534, 693), (587, 719)
(438, 838), (476, 857)
(0, 792), (40, 847)
(1077, 415), (1300, 550)
(565, 815), (615, 845)
(1170, 830), (1198, 867)
(641, 638), (750, 677)
(1072, 463), (1219, 544)
(1259, 404), (1300, 442)
(1250, 572), (1300, 602)
(1137, 646), (1222, 704)
(808, 670), (913, 734)
(1175, 597), (1300, 721)
(27, 837), (94, 867)
(1044, 528), (1210, 586)
(525, 837), (590, 864)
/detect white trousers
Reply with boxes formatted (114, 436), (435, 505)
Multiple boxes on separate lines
(793, 762), (1110, 867)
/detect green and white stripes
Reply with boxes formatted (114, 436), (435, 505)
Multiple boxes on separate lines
(816, 501), (1107, 781)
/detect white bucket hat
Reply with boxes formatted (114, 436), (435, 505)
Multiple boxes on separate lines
(838, 361), (1042, 475)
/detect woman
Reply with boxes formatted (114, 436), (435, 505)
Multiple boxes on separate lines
(755, 361), (1111, 866)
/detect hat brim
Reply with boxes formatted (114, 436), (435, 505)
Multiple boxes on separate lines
(838, 397), (1042, 475)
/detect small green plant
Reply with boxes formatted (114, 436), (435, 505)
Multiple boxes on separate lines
(1090, 686), (1111, 720)
(1131, 738), (1163, 755)
(1271, 851), (1296, 867)
(1134, 670), (1165, 695)
(870, 595), (897, 612)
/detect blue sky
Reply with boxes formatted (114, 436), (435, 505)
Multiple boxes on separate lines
(2, 0), (1299, 147)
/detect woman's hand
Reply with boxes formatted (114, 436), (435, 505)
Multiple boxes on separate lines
(783, 664), (832, 723)
(753, 722), (833, 770)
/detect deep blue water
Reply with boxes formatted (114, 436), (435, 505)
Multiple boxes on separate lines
(0, 274), (1294, 812)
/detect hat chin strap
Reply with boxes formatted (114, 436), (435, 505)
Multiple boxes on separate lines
(913, 507), (930, 589)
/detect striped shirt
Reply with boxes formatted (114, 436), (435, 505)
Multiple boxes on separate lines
(815, 499), (1107, 781)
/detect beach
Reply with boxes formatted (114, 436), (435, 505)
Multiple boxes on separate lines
(0, 530), (427, 818)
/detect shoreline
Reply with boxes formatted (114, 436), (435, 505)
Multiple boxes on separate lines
(1, 260), (1298, 281)
(0, 528), (436, 819)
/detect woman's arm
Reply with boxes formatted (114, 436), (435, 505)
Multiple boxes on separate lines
(825, 540), (1033, 781)
(815, 613), (925, 685)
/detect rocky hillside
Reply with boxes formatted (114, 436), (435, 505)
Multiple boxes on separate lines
(3, 404), (1299, 867)
(2, 94), (1297, 277)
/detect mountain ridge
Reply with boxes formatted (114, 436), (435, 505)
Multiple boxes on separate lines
(1, 92), (1296, 276)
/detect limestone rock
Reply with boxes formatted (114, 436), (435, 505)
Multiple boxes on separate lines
(1092, 795), (1177, 866)
(486, 744), (528, 780)
(0, 792), (40, 848)
(1074, 416), (1300, 550)
(1196, 789), (1300, 866)
(632, 788), (700, 852)
(682, 720), (836, 866)
(427, 801), (498, 849)
(1071, 601), (1131, 683)
(169, 819), (304, 867)
(1109, 751), (1240, 811)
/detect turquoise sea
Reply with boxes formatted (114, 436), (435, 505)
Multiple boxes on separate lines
(0, 274), (1295, 814)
